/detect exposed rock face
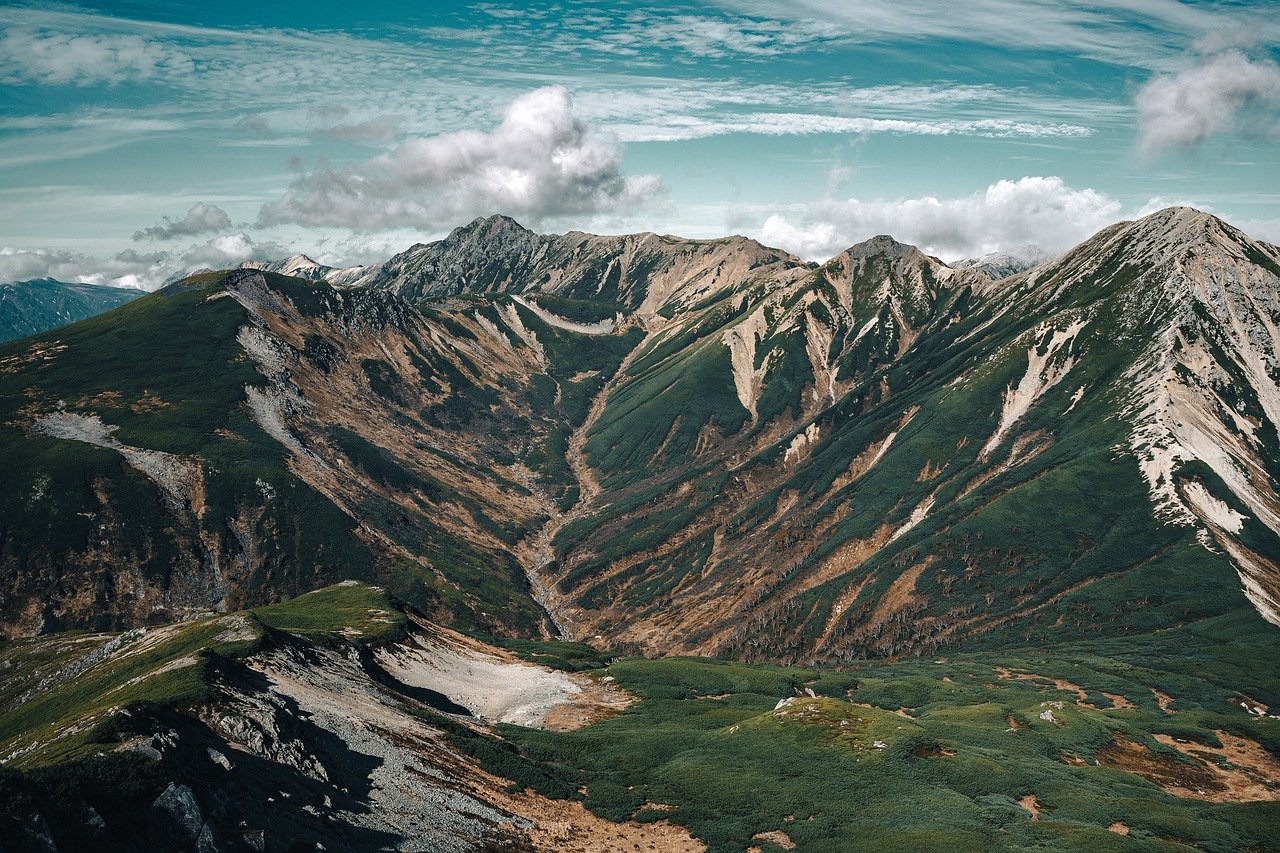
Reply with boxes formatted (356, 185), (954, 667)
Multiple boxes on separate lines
(238, 254), (371, 287)
(149, 783), (205, 849)
(954, 245), (1055, 279)
(0, 608), (701, 853)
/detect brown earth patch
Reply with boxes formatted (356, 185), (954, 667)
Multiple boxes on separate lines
(1153, 730), (1280, 803)
(497, 788), (705, 852)
(993, 667), (1090, 705)
(1098, 734), (1226, 800)
(1103, 692), (1135, 710)
(1108, 822), (1130, 836)
(868, 561), (929, 624)
(1018, 794), (1041, 821)
(916, 459), (945, 481)
(542, 676), (633, 732)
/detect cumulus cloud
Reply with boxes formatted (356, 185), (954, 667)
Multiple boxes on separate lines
(258, 86), (663, 231)
(1, 233), (288, 290)
(0, 28), (192, 86)
(753, 177), (1124, 261)
(1136, 50), (1280, 156)
(133, 202), (234, 241)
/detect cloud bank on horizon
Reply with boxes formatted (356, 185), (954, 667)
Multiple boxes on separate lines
(0, 0), (1276, 288)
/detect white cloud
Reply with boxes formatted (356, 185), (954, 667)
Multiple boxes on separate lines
(1136, 50), (1280, 156)
(0, 233), (289, 290)
(258, 86), (663, 231)
(753, 177), (1125, 261)
(133, 202), (234, 240)
(0, 28), (192, 86)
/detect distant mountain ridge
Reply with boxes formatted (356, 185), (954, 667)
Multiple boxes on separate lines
(954, 244), (1055, 279)
(0, 278), (144, 343)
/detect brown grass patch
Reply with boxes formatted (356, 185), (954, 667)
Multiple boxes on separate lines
(1103, 692), (1135, 710)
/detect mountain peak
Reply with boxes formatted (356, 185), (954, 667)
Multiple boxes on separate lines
(455, 213), (534, 239)
(1118, 205), (1244, 252)
(837, 234), (926, 262)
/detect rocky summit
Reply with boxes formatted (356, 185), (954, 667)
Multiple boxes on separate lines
(1, 209), (1279, 851)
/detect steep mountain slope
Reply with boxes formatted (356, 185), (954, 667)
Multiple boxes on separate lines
(0, 278), (144, 343)
(524, 208), (1280, 663)
(0, 268), (638, 638)
(238, 254), (370, 287)
(2, 208), (1280, 850)
(3, 209), (1278, 676)
(954, 245), (1055, 279)
(359, 214), (808, 316)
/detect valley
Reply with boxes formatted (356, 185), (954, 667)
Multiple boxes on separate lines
(1, 208), (1278, 850)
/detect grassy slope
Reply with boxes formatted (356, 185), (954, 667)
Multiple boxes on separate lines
(0, 275), (375, 631)
(492, 624), (1280, 852)
(553, 244), (1266, 663)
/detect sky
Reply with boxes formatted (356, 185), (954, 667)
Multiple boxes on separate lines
(0, 0), (1278, 288)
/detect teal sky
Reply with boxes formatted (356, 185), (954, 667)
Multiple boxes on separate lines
(0, 0), (1277, 287)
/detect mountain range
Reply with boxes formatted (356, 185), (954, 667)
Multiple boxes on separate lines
(0, 278), (143, 343)
(1, 208), (1278, 851)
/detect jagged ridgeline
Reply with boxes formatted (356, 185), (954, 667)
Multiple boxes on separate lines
(1, 209), (1279, 668)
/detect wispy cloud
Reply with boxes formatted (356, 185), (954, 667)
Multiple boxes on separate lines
(0, 27), (193, 86)
(606, 113), (1091, 143)
(717, 0), (1279, 69)
(133, 202), (234, 240)
(258, 86), (663, 231)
